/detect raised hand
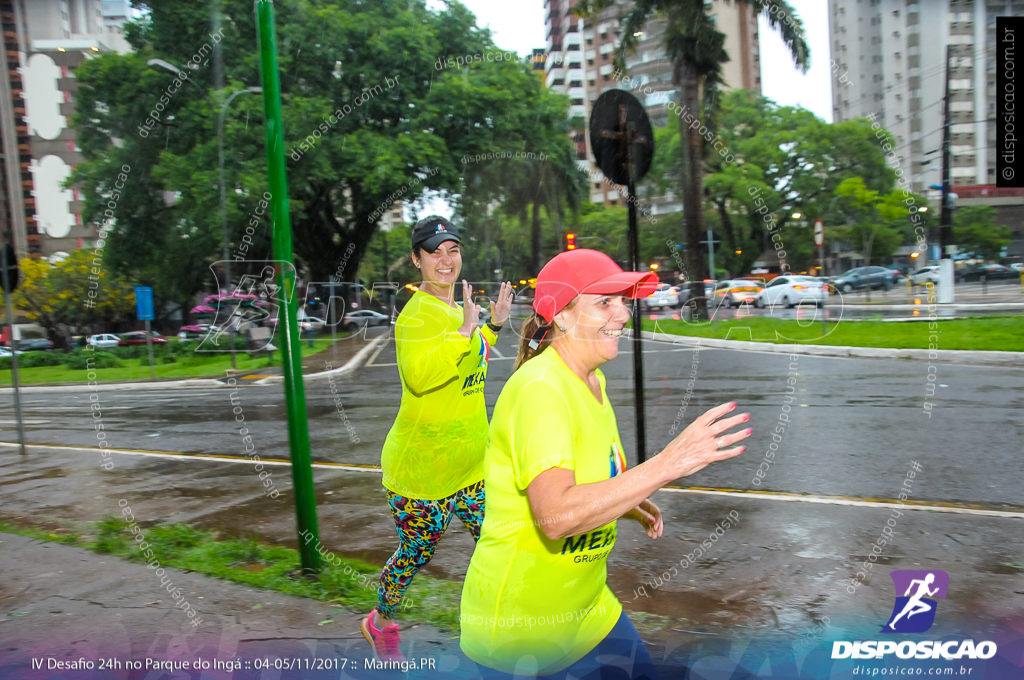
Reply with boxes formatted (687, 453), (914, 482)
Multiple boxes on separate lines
(457, 279), (481, 338)
(490, 281), (514, 327)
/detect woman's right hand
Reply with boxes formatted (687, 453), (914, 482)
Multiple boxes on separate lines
(457, 279), (481, 338)
(654, 402), (751, 481)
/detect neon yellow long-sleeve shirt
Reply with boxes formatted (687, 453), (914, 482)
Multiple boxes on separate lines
(380, 291), (498, 500)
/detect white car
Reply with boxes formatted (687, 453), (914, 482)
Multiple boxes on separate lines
(714, 280), (765, 308)
(342, 310), (390, 329)
(87, 333), (121, 350)
(756, 276), (828, 308)
(1009, 263), (1023, 273)
(644, 284), (680, 310)
(910, 265), (941, 285)
(0, 347), (24, 357)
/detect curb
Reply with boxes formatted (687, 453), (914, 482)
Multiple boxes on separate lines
(637, 330), (1024, 366)
(0, 334), (389, 394)
(251, 333), (388, 385)
(836, 302), (1024, 312)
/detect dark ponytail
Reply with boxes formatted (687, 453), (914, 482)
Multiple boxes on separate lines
(514, 312), (551, 371)
(513, 298), (578, 371)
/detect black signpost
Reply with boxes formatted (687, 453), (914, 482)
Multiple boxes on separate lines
(1, 243), (25, 456)
(589, 90), (655, 463)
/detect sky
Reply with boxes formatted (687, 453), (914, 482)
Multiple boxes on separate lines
(417, 0), (833, 219)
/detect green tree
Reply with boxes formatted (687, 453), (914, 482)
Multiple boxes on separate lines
(13, 251), (136, 349)
(645, 91), (897, 275)
(953, 207), (1011, 261)
(831, 177), (916, 272)
(71, 0), (571, 321)
(576, 0), (809, 317)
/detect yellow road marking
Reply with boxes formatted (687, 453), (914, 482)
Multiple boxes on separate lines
(3, 441), (1022, 519)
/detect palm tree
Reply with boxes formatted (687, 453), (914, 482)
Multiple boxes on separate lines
(576, 0), (809, 317)
(500, 112), (588, 275)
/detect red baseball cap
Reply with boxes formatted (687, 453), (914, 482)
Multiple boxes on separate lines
(533, 249), (660, 322)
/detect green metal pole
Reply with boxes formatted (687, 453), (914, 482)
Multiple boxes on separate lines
(255, 0), (320, 574)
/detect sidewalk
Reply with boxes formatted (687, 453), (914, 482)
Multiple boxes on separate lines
(0, 532), (474, 679)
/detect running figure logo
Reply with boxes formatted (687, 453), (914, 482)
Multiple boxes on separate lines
(881, 570), (949, 633)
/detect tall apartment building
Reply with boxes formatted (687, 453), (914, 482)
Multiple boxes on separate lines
(2, 0), (131, 261)
(543, 0), (760, 208)
(829, 0), (1009, 194)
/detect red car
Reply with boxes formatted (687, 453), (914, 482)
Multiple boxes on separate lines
(118, 331), (168, 346)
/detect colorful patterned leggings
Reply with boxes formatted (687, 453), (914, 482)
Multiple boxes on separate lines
(377, 480), (485, 619)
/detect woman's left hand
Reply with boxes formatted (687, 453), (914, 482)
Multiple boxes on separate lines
(490, 282), (514, 327)
(626, 498), (663, 539)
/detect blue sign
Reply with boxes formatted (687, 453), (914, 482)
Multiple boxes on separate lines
(135, 286), (154, 321)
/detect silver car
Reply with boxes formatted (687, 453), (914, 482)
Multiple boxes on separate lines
(87, 333), (120, 350)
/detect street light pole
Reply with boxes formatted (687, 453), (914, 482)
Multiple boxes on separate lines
(219, 87), (263, 369)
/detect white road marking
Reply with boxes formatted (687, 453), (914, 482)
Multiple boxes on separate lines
(657, 487), (1024, 519)
(365, 338), (391, 366)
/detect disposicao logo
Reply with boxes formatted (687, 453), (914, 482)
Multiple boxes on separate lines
(881, 570), (948, 633)
(831, 570), (998, 661)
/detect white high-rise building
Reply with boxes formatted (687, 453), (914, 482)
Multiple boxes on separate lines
(829, 0), (1014, 193)
(543, 0), (760, 208)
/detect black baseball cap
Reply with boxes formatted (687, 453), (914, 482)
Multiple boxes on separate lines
(411, 216), (461, 252)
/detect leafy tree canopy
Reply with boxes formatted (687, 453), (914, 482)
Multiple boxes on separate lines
(952, 207), (1011, 261)
(14, 251), (136, 348)
(71, 0), (577, 320)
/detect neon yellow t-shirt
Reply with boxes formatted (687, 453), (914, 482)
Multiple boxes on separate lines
(380, 291), (497, 500)
(459, 348), (625, 675)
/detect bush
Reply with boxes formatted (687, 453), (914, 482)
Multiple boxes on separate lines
(159, 355), (177, 364)
(64, 350), (122, 370)
(17, 351), (66, 368)
(0, 356), (9, 370)
(111, 345), (145, 359)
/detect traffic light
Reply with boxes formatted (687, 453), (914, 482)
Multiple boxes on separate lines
(566, 233), (576, 250)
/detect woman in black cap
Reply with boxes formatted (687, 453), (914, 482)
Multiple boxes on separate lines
(361, 216), (514, 662)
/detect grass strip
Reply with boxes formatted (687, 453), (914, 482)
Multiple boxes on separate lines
(0, 337), (354, 386)
(640, 315), (1024, 352)
(0, 518), (462, 631)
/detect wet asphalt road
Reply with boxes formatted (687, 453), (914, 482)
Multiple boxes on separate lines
(1, 321), (1022, 644)
(2, 322), (1021, 508)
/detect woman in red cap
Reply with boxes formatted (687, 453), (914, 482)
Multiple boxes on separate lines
(361, 216), (513, 662)
(459, 249), (751, 678)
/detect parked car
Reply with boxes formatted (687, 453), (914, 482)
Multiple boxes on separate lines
(756, 276), (828, 308)
(713, 280), (765, 308)
(177, 324), (215, 340)
(12, 338), (54, 352)
(956, 263), (1018, 282)
(886, 263), (913, 279)
(675, 281), (716, 305)
(118, 331), (168, 346)
(910, 265), (941, 286)
(644, 284), (681, 310)
(1009, 262), (1023, 273)
(0, 346), (24, 357)
(87, 333), (121, 350)
(298, 316), (326, 332)
(831, 266), (896, 293)
(342, 310), (390, 330)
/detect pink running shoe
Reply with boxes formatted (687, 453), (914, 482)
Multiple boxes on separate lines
(361, 609), (407, 662)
